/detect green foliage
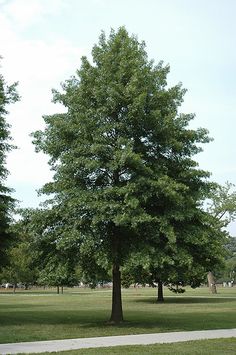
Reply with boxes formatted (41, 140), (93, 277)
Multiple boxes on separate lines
(225, 236), (236, 257)
(207, 182), (236, 227)
(31, 27), (218, 318)
(122, 211), (227, 293)
(38, 261), (77, 287)
(16, 208), (80, 288)
(0, 59), (19, 269)
(205, 183), (236, 284)
(0, 216), (39, 287)
(216, 256), (236, 283)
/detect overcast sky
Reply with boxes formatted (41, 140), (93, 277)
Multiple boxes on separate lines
(0, 0), (236, 234)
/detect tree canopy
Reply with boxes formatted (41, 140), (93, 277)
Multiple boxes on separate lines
(207, 182), (236, 227)
(32, 27), (222, 322)
(0, 59), (19, 269)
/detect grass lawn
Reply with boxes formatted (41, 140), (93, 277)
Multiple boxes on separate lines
(0, 286), (236, 344)
(18, 338), (236, 355)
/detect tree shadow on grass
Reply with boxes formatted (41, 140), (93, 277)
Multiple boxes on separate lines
(1, 307), (236, 345)
(132, 297), (236, 304)
(77, 310), (236, 333)
(0, 292), (60, 296)
(0, 304), (53, 309)
(0, 305), (235, 326)
(0, 309), (108, 326)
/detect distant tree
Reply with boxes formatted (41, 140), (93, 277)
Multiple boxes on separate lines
(0, 239), (38, 292)
(122, 210), (226, 301)
(38, 259), (78, 294)
(0, 211), (40, 291)
(216, 236), (236, 284)
(2, 217), (40, 290)
(225, 236), (236, 258)
(0, 59), (19, 269)
(217, 257), (236, 284)
(226, 257), (236, 283)
(207, 182), (236, 293)
(207, 182), (236, 227)
(15, 208), (79, 293)
(32, 28), (214, 323)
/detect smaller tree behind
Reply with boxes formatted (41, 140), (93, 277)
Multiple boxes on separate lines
(207, 182), (236, 293)
(0, 59), (19, 270)
(0, 217), (39, 291)
(122, 209), (226, 301)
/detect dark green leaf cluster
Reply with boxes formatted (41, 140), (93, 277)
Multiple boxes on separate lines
(0, 60), (19, 269)
(225, 236), (236, 258)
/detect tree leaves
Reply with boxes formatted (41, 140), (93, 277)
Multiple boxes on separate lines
(0, 61), (19, 270)
(30, 28), (224, 313)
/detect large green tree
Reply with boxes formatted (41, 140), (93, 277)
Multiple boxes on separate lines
(32, 28), (213, 322)
(0, 59), (18, 269)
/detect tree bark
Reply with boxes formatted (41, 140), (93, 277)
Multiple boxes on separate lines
(61, 286), (64, 294)
(109, 263), (123, 323)
(157, 280), (164, 302)
(57, 285), (59, 294)
(207, 271), (217, 294)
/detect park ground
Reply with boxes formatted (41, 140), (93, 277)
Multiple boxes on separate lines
(0, 286), (236, 354)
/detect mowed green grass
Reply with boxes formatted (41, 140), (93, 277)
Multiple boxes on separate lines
(0, 286), (236, 344)
(18, 338), (236, 355)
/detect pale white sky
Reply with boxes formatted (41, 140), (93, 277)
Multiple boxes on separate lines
(0, 0), (236, 234)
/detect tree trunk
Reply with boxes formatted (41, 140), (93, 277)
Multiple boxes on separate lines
(57, 286), (59, 294)
(157, 280), (164, 302)
(61, 286), (64, 294)
(109, 263), (123, 323)
(13, 284), (16, 294)
(207, 271), (217, 294)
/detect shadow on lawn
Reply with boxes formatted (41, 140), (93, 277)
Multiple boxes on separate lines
(0, 304), (53, 309)
(80, 309), (236, 332)
(0, 309), (108, 326)
(132, 297), (236, 304)
(0, 305), (235, 328)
